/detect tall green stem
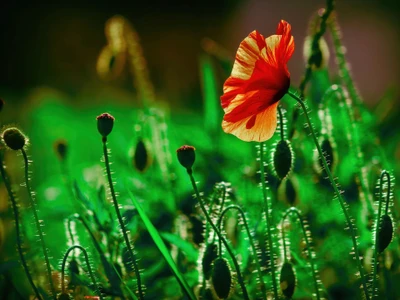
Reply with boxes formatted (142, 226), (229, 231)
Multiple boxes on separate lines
(218, 205), (267, 300)
(259, 143), (279, 299)
(187, 171), (249, 300)
(21, 149), (56, 299)
(287, 91), (370, 300)
(102, 139), (144, 300)
(61, 245), (103, 300)
(0, 154), (41, 299)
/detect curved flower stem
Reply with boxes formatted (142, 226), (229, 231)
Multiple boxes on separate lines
(281, 207), (321, 300)
(259, 143), (279, 299)
(218, 204), (267, 300)
(287, 90), (370, 300)
(371, 171), (391, 299)
(0, 154), (42, 300)
(102, 139), (144, 300)
(299, 0), (335, 95)
(186, 170), (250, 300)
(21, 149), (56, 300)
(61, 245), (103, 300)
(277, 106), (285, 141)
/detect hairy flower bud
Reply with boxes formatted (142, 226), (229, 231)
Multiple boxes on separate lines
(2, 127), (27, 150)
(96, 113), (115, 138)
(176, 145), (196, 173)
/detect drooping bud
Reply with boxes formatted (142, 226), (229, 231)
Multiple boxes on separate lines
(1, 127), (27, 150)
(211, 258), (232, 299)
(280, 262), (296, 298)
(377, 214), (393, 253)
(54, 139), (68, 161)
(133, 138), (151, 172)
(176, 145), (196, 173)
(303, 36), (330, 69)
(96, 113), (115, 138)
(272, 140), (294, 180)
(57, 293), (71, 300)
(202, 243), (218, 280)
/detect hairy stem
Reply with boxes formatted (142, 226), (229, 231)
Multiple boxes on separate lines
(102, 139), (144, 299)
(281, 207), (321, 300)
(21, 149), (56, 299)
(371, 171), (391, 299)
(259, 143), (279, 299)
(287, 91), (370, 300)
(0, 153), (41, 299)
(187, 171), (249, 300)
(277, 106), (285, 141)
(61, 245), (103, 300)
(218, 204), (267, 300)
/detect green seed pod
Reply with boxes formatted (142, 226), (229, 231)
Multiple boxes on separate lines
(280, 262), (296, 298)
(176, 145), (196, 172)
(377, 214), (393, 253)
(134, 139), (151, 172)
(2, 127), (27, 150)
(273, 140), (293, 180)
(96, 113), (115, 138)
(202, 243), (218, 280)
(211, 258), (232, 299)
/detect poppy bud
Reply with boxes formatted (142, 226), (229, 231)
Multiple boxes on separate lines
(211, 258), (232, 299)
(280, 262), (296, 298)
(377, 214), (393, 253)
(303, 36), (330, 69)
(1, 127), (27, 150)
(54, 139), (68, 161)
(202, 243), (218, 280)
(133, 139), (151, 172)
(176, 145), (196, 173)
(96, 113), (115, 138)
(272, 140), (294, 180)
(57, 293), (71, 300)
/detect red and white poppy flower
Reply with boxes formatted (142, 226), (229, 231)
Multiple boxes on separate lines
(221, 20), (295, 142)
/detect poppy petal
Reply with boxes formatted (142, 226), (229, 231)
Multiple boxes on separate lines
(221, 31), (266, 108)
(275, 20), (295, 64)
(222, 102), (279, 142)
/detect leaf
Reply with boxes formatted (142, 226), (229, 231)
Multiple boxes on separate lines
(160, 232), (199, 263)
(125, 185), (196, 300)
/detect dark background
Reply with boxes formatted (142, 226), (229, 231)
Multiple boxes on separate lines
(0, 0), (399, 109)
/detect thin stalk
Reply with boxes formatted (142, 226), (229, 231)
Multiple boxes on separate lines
(21, 149), (56, 300)
(259, 143), (279, 299)
(281, 207), (321, 300)
(69, 214), (123, 297)
(218, 205), (267, 300)
(0, 154), (41, 299)
(287, 91), (370, 300)
(102, 139), (144, 300)
(371, 171), (391, 299)
(61, 245), (103, 300)
(277, 106), (285, 141)
(187, 171), (249, 300)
